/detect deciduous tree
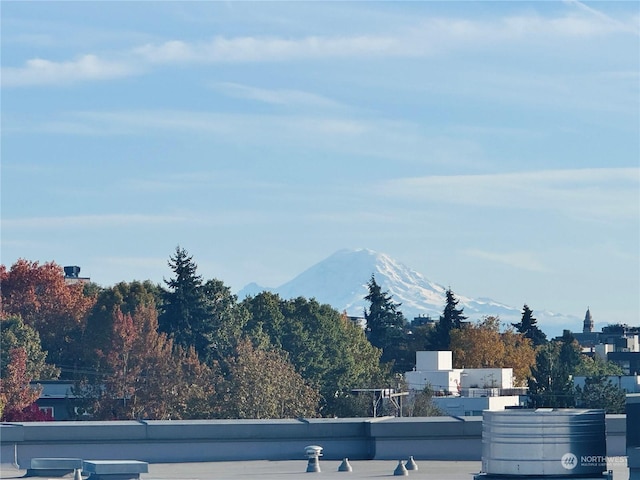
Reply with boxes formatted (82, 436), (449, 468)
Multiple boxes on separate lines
(242, 293), (389, 417)
(405, 384), (444, 417)
(217, 339), (320, 419)
(0, 348), (52, 421)
(451, 316), (505, 369)
(0, 260), (96, 373)
(199, 278), (250, 365)
(501, 328), (536, 387)
(86, 304), (216, 420)
(0, 315), (59, 380)
(173, 346), (218, 419)
(81, 281), (160, 381)
(450, 316), (535, 386)
(575, 355), (623, 376)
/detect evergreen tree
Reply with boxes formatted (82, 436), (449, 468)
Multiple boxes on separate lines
(158, 247), (211, 358)
(527, 338), (577, 408)
(512, 304), (547, 347)
(428, 288), (467, 351)
(558, 330), (582, 375)
(575, 375), (626, 413)
(364, 275), (410, 371)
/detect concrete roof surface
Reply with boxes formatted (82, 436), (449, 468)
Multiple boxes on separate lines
(0, 459), (630, 480)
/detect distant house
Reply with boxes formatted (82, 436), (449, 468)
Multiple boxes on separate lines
(31, 380), (79, 421)
(412, 315), (436, 327)
(348, 316), (366, 328)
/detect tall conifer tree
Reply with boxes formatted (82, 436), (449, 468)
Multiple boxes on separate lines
(428, 288), (467, 351)
(158, 247), (211, 358)
(364, 275), (410, 371)
(512, 304), (547, 347)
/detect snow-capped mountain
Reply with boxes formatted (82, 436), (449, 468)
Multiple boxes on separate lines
(237, 248), (580, 336)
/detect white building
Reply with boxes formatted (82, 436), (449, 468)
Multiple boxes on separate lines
(405, 351), (462, 394)
(404, 351), (524, 416)
(432, 395), (522, 417)
(461, 368), (513, 389)
(593, 336), (640, 360)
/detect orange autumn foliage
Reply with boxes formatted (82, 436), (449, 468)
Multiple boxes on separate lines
(0, 260), (96, 368)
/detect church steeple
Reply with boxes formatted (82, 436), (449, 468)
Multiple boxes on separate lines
(583, 307), (594, 333)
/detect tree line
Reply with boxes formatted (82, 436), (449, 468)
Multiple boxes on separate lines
(0, 247), (627, 420)
(363, 275), (625, 412)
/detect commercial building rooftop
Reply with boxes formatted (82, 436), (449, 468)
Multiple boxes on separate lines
(0, 459), (629, 480)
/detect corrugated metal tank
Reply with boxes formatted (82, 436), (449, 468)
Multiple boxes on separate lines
(482, 409), (606, 477)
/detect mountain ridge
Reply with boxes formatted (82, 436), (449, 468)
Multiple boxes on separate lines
(236, 248), (581, 336)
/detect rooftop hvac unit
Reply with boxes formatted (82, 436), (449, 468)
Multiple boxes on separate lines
(474, 409), (612, 479)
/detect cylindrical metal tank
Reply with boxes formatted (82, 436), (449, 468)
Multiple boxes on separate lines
(481, 409), (606, 477)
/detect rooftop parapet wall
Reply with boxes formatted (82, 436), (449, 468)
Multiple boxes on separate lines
(628, 394), (640, 480)
(0, 415), (625, 466)
(628, 394), (640, 448)
(144, 417), (369, 441)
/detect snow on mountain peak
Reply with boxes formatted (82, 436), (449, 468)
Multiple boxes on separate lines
(249, 248), (450, 320)
(237, 248), (580, 336)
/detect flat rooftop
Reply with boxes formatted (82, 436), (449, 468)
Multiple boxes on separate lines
(0, 459), (629, 480)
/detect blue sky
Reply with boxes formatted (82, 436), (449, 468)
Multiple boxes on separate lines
(2, 1), (638, 330)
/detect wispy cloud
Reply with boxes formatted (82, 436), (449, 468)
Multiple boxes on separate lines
(1, 54), (140, 87)
(3, 7), (637, 88)
(381, 168), (640, 220)
(35, 109), (370, 139)
(131, 13), (637, 65)
(1, 213), (188, 229)
(24, 109), (477, 167)
(463, 249), (550, 273)
(210, 82), (346, 110)
(1, 209), (306, 232)
(132, 35), (404, 64)
(563, 0), (639, 35)
(118, 171), (286, 194)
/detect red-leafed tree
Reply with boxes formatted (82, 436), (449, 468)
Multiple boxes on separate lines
(0, 260), (96, 374)
(81, 281), (161, 381)
(84, 304), (217, 420)
(0, 348), (53, 421)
